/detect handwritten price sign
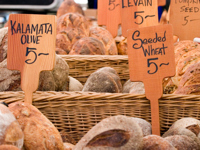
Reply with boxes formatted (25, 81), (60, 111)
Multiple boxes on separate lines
(170, 1), (200, 40)
(7, 14), (56, 104)
(121, 0), (158, 37)
(127, 24), (175, 135)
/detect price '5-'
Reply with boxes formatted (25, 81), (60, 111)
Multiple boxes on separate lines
(127, 24), (175, 81)
(25, 47), (49, 64)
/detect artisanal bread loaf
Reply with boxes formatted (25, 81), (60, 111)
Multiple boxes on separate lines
(69, 37), (106, 55)
(82, 67), (122, 93)
(165, 135), (200, 150)
(122, 80), (145, 94)
(89, 27), (118, 55)
(56, 29), (86, 54)
(57, 0), (84, 18)
(74, 115), (143, 150)
(130, 117), (151, 136)
(8, 102), (64, 150)
(0, 27), (8, 63)
(67, 76), (83, 91)
(164, 40), (200, 94)
(174, 62), (200, 94)
(143, 135), (176, 150)
(57, 13), (89, 35)
(0, 145), (20, 150)
(162, 117), (200, 141)
(0, 104), (24, 149)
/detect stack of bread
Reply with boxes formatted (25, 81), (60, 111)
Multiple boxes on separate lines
(55, 0), (118, 55)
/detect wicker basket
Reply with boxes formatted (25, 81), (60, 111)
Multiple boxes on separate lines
(59, 55), (129, 85)
(1, 91), (200, 142)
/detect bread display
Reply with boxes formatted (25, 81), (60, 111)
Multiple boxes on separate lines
(56, 13), (89, 36)
(74, 115), (143, 150)
(56, 29), (86, 54)
(82, 67), (122, 93)
(8, 102), (64, 150)
(89, 27), (118, 55)
(0, 104), (24, 149)
(69, 37), (106, 55)
(57, 0), (84, 18)
(0, 145), (20, 150)
(143, 135), (176, 150)
(0, 27), (8, 63)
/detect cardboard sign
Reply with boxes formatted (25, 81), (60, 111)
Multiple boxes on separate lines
(170, 1), (200, 40)
(127, 24), (175, 135)
(121, 0), (159, 37)
(98, 0), (121, 37)
(7, 14), (56, 104)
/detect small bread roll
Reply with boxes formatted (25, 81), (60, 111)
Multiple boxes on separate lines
(0, 145), (20, 150)
(0, 104), (23, 149)
(74, 115), (144, 150)
(143, 135), (176, 150)
(8, 102), (64, 150)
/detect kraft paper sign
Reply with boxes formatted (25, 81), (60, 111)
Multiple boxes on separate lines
(7, 14), (56, 104)
(127, 24), (175, 135)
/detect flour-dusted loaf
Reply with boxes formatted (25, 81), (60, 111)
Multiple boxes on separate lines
(122, 80), (145, 94)
(0, 104), (24, 149)
(130, 117), (151, 137)
(89, 27), (118, 55)
(74, 115), (144, 150)
(0, 54), (69, 92)
(143, 135), (176, 150)
(8, 102), (64, 150)
(67, 76), (83, 91)
(57, 13), (89, 36)
(0, 27), (8, 63)
(69, 37), (106, 55)
(57, 0), (84, 18)
(56, 28), (86, 54)
(0, 145), (20, 150)
(165, 135), (200, 150)
(82, 67), (122, 93)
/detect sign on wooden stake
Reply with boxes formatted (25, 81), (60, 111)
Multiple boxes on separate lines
(170, 1), (200, 40)
(127, 24), (175, 135)
(7, 14), (56, 104)
(121, 0), (159, 37)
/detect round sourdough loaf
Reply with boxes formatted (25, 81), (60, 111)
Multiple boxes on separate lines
(82, 67), (122, 93)
(8, 102), (64, 150)
(57, 0), (84, 18)
(0, 104), (24, 149)
(69, 37), (106, 55)
(165, 135), (200, 150)
(74, 115), (144, 150)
